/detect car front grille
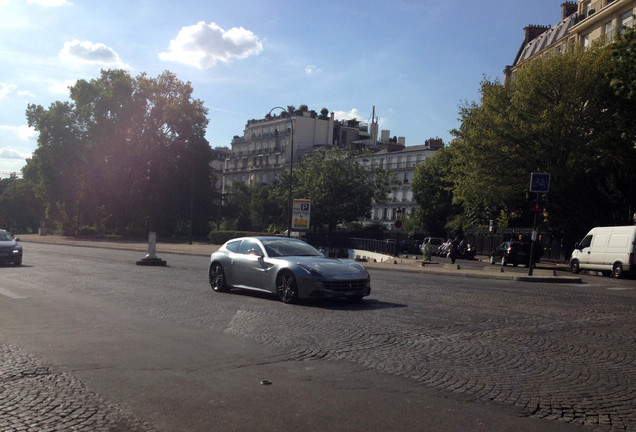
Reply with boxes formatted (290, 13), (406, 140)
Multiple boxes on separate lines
(322, 279), (369, 292)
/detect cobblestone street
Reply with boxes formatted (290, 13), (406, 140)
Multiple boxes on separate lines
(1, 241), (635, 431)
(0, 345), (153, 432)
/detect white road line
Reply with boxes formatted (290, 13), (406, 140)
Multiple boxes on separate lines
(0, 286), (27, 299)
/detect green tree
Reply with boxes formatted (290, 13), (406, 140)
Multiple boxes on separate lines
(452, 43), (636, 240)
(25, 69), (213, 238)
(290, 148), (399, 232)
(0, 176), (43, 232)
(411, 146), (458, 235)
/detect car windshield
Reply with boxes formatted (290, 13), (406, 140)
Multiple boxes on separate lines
(0, 231), (12, 241)
(261, 238), (322, 257)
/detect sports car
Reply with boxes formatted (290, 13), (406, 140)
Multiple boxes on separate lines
(0, 229), (22, 266)
(208, 236), (371, 303)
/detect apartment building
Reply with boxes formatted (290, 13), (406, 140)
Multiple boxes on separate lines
(504, 0), (635, 84)
(359, 138), (443, 227)
(221, 107), (444, 229)
(222, 110), (334, 194)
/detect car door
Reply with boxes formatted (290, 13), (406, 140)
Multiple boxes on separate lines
(577, 235), (593, 267)
(232, 239), (267, 290)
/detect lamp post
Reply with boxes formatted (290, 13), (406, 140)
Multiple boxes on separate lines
(269, 106), (294, 237)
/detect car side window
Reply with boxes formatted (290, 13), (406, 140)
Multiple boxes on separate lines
(579, 235), (592, 249)
(226, 241), (241, 253)
(238, 239), (264, 256)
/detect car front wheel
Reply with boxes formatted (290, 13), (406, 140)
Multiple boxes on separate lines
(570, 260), (580, 274)
(277, 271), (298, 304)
(209, 263), (228, 292)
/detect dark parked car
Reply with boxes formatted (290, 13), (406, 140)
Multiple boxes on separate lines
(0, 230), (22, 266)
(489, 241), (541, 267)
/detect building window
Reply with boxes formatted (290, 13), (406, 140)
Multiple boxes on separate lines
(621, 10), (634, 30)
(583, 33), (590, 49)
(605, 20), (615, 41)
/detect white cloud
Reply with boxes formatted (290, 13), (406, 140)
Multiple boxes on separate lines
(27, 0), (72, 6)
(305, 65), (321, 75)
(0, 147), (31, 160)
(159, 21), (263, 69)
(59, 40), (128, 68)
(0, 82), (17, 99)
(0, 125), (38, 141)
(18, 90), (36, 98)
(334, 108), (363, 121)
(49, 79), (77, 95)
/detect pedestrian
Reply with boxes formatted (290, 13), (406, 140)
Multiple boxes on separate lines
(450, 236), (460, 264)
(424, 240), (433, 261)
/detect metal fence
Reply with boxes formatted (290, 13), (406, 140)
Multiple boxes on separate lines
(304, 227), (572, 263)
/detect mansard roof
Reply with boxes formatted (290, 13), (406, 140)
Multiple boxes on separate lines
(512, 13), (578, 68)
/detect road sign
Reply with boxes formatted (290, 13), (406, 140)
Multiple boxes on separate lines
(292, 199), (311, 231)
(529, 173), (550, 193)
(394, 220), (403, 229)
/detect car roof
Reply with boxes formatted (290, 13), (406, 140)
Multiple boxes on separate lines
(228, 236), (303, 243)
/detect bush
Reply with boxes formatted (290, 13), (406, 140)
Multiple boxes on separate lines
(79, 225), (97, 237)
(208, 230), (273, 245)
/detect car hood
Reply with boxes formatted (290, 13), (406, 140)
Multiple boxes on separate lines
(0, 240), (18, 250)
(290, 256), (368, 278)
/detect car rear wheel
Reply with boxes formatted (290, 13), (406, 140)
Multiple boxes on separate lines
(612, 263), (624, 279)
(209, 263), (228, 292)
(277, 271), (298, 304)
(570, 260), (580, 274)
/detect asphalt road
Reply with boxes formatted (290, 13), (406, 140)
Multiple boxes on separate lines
(1, 242), (635, 431)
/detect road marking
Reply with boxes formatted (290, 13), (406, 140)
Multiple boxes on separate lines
(607, 287), (634, 291)
(0, 286), (26, 299)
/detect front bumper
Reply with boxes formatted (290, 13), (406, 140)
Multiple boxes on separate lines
(299, 277), (371, 299)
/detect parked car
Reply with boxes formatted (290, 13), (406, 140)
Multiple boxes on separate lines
(209, 236), (371, 303)
(489, 240), (540, 267)
(420, 237), (445, 254)
(570, 225), (636, 278)
(0, 230), (22, 266)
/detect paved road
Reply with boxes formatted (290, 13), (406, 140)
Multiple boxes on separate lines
(1, 241), (635, 431)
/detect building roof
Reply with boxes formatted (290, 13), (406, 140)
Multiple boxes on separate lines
(512, 13), (578, 68)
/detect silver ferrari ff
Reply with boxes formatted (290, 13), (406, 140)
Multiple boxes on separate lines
(208, 236), (371, 303)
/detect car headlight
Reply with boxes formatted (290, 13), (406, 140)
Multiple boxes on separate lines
(350, 262), (369, 276)
(12, 246), (22, 254)
(297, 263), (323, 277)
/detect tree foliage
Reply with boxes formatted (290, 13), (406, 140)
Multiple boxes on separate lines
(411, 147), (458, 236)
(0, 176), (43, 232)
(24, 69), (214, 238)
(289, 148), (399, 232)
(448, 41), (636, 241)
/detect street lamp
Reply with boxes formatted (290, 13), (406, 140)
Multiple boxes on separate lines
(269, 106), (294, 237)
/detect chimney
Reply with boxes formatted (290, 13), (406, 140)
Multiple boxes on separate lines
(561, 1), (577, 20)
(523, 25), (551, 44)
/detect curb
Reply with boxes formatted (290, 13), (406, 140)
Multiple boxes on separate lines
(19, 236), (581, 283)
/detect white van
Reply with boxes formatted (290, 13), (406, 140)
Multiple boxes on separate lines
(570, 225), (636, 278)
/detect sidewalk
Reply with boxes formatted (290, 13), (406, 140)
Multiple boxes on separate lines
(18, 234), (581, 283)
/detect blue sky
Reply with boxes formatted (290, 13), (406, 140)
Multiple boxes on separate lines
(0, 0), (564, 175)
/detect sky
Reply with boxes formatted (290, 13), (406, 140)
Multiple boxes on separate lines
(0, 0), (566, 176)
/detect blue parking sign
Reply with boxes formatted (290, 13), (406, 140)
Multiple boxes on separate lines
(530, 173), (550, 193)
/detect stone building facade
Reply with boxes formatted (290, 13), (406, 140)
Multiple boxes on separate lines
(504, 0), (635, 84)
